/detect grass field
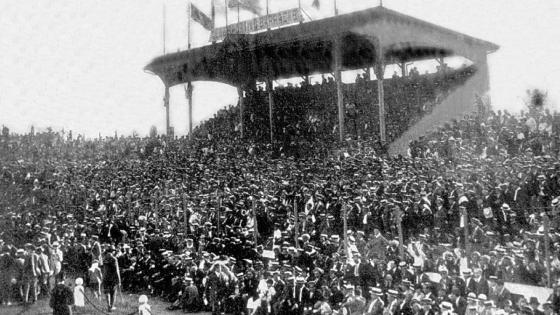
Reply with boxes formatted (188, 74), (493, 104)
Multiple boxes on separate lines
(0, 279), (207, 315)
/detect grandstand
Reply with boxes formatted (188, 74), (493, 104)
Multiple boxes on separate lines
(146, 5), (498, 154)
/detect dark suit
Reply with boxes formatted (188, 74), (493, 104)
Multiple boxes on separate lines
(453, 297), (467, 315)
(474, 279), (489, 296)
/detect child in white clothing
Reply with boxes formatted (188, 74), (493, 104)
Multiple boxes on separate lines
(138, 295), (151, 315)
(73, 278), (85, 313)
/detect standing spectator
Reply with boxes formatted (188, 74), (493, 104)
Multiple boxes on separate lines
(49, 272), (74, 315)
(0, 245), (16, 306)
(87, 259), (103, 299)
(102, 246), (121, 312)
(37, 246), (51, 298)
(22, 243), (40, 304)
(50, 242), (64, 282)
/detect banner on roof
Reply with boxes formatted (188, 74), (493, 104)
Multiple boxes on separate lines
(210, 8), (303, 42)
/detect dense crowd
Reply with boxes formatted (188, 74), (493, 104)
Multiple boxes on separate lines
(194, 65), (476, 157)
(1, 101), (560, 314)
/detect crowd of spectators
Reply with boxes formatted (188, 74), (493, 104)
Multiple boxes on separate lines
(1, 98), (560, 314)
(195, 64), (476, 158)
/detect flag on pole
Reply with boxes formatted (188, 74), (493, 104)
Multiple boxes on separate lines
(312, 0), (320, 9)
(228, 0), (262, 16)
(191, 3), (213, 30)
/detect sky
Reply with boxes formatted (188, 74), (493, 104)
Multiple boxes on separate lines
(1, 0), (559, 138)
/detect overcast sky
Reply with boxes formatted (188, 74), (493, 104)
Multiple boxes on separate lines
(1, 0), (559, 137)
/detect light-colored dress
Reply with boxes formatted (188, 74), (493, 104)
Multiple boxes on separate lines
(138, 303), (151, 315)
(73, 285), (85, 307)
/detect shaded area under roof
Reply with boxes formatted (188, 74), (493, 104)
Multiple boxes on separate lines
(145, 6), (499, 88)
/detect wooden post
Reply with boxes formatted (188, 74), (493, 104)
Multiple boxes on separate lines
(217, 191), (221, 236)
(343, 203), (348, 258)
(374, 43), (386, 143)
(396, 209), (404, 260)
(294, 199), (299, 248)
(461, 206), (471, 258)
(252, 198), (258, 247)
(544, 214), (552, 288)
(266, 79), (274, 144)
(237, 87), (245, 139)
(164, 85), (170, 136)
(334, 36), (345, 142)
(186, 82), (193, 141)
(183, 194), (188, 232)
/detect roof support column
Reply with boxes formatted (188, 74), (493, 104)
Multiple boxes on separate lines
(237, 87), (245, 139)
(186, 82), (193, 141)
(266, 79), (274, 144)
(334, 36), (345, 143)
(374, 43), (386, 143)
(164, 85), (171, 137)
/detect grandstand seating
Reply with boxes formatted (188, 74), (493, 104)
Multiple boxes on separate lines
(193, 65), (477, 154)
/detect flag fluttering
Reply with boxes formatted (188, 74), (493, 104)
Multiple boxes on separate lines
(191, 3), (214, 30)
(228, 0), (263, 16)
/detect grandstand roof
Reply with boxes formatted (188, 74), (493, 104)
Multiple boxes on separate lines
(145, 6), (499, 87)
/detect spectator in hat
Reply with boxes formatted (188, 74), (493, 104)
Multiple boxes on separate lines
(0, 244), (17, 306)
(22, 243), (40, 304)
(489, 279), (510, 309)
(87, 259), (102, 299)
(50, 241), (64, 281)
(37, 246), (51, 298)
(102, 246), (121, 312)
(49, 271), (74, 315)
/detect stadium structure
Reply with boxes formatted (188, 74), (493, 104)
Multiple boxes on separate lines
(145, 5), (498, 155)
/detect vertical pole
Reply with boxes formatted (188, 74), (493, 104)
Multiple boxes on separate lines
(238, 87), (245, 138)
(266, 79), (274, 144)
(162, 4), (166, 54)
(396, 209), (404, 260)
(187, 1), (192, 49)
(225, 0), (229, 35)
(343, 203), (348, 259)
(334, 36), (345, 142)
(544, 214), (552, 288)
(187, 82), (194, 140)
(183, 193), (188, 232)
(461, 206), (471, 258)
(294, 199), (299, 248)
(375, 42), (386, 142)
(400, 62), (406, 78)
(334, 0), (338, 15)
(252, 198), (258, 247)
(164, 85), (170, 137)
(266, 0), (270, 30)
(211, 0), (216, 30)
(217, 191), (221, 236)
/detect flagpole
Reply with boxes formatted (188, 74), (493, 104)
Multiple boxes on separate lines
(225, 0), (229, 34)
(266, 0), (270, 30)
(211, 0), (216, 30)
(187, 0), (192, 49)
(162, 3), (166, 54)
(334, 0), (338, 15)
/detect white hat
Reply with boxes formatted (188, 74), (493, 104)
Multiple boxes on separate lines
(138, 295), (148, 304)
(75, 278), (83, 285)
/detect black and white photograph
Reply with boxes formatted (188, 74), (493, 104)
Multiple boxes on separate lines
(1, 1), (560, 314)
